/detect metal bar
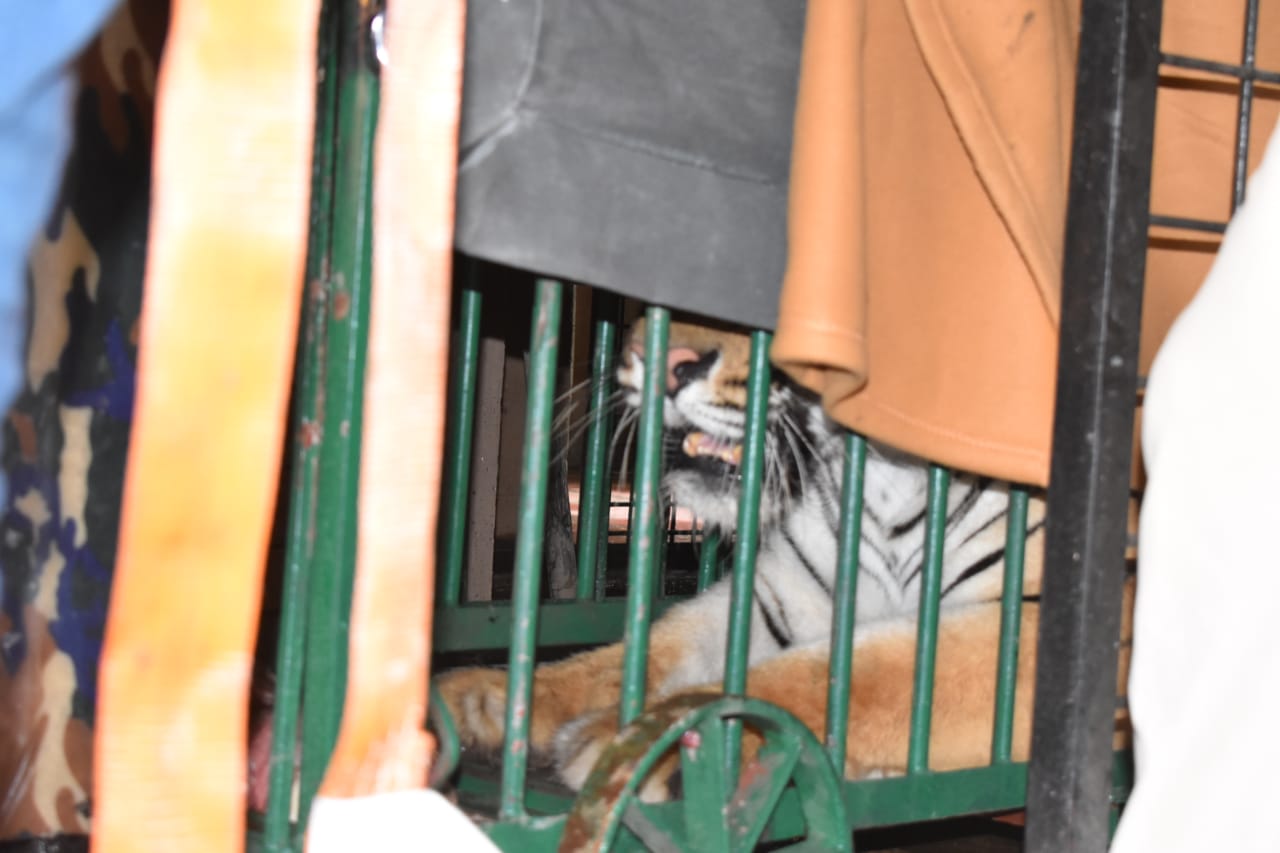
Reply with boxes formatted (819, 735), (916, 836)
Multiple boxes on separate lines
(595, 491), (610, 601)
(499, 279), (564, 819)
(1025, 0), (1161, 848)
(261, 2), (340, 843)
(990, 488), (1030, 764)
(1233, 0), (1261, 209)
(906, 466), (949, 775)
(655, 503), (670, 601)
(296, 0), (379, 824)
(1159, 51), (1280, 85)
(433, 598), (681, 653)
(825, 433), (868, 774)
(618, 308), (670, 726)
(575, 310), (618, 600)
(696, 527), (720, 592)
(722, 331), (772, 783)
(1148, 213), (1227, 234)
(438, 285), (483, 605)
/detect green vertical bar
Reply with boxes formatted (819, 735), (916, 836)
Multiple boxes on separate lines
(296, 0), (379, 827)
(825, 433), (868, 775)
(438, 285), (483, 605)
(618, 308), (670, 726)
(991, 487), (1030, 762)
(594, 497), (610, 601)
(907, 465), (950, 775)
(499, 279), (563, 820)
(655, 504), (670, 600)
(427, 683), (460, 788)
(723, 331), (772, 783)
(696, 527), (720, 592)
(575, 312), (618, 599)
(262, 1), (339, 845)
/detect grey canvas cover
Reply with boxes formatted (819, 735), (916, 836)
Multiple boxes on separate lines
(454, 0), (805, 331)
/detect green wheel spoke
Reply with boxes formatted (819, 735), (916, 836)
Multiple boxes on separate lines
(621, 803), (684, 853)
(560, 696), (850, 853)
(727, 737), (803, 849)
(681, 715), (731, 849)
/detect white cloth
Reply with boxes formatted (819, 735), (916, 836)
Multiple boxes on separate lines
(307, 790), (500, 852)
(1110, 121), (1280, 851)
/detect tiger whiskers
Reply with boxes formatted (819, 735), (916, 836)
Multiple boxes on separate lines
(777, 410), (824, 462)
(774, 421), (810, 506)
(551, 384), (626, 435)
(551, 389), (630, 465)
(761, 434), (797, 522)
(611, 409), (639, 492)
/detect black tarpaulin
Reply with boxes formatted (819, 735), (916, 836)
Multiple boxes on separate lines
(454, 0), (805, 331)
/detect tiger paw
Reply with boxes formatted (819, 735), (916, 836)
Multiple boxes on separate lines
(434, 667), (510, 753)
(552, 710), (680, 803)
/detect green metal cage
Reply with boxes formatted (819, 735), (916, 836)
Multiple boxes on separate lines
(423, 280), (1080, 852)
(240, 0), (1246, 848)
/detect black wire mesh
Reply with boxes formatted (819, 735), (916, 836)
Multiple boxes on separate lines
(1151, 0), (1271, 233)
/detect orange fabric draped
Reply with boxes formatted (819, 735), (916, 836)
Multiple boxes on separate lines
(93, 0), (319, 849)
(774, 0), (1280, 487)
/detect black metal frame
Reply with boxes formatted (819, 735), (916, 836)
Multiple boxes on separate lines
(1026, 0), (1269, 849)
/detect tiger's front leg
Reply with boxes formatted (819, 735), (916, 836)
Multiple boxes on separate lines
(434, 641), (630, 758)
(435, 582), (750, 763)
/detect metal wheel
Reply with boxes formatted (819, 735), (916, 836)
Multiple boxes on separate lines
(559, 695), (851, 852)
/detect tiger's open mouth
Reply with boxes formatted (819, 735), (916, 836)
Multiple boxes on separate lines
(681, 431), (743, 467)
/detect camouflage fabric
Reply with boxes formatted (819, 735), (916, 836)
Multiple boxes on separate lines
(0, 0), (167, 838)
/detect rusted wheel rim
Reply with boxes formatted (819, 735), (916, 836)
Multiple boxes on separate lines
(559, 695), (850, 853)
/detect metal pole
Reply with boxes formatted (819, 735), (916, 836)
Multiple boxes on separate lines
(1025, 0), (1161, 847)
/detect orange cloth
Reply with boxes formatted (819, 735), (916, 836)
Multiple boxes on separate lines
(773, 0), (1280, 487)
(94, 0), (319, 847)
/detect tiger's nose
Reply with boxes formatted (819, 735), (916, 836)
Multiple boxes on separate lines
(665, 347), (705, 391)
(628, 343), (709, 392)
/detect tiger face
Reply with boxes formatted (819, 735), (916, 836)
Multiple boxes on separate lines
(616, 316), (843, 532)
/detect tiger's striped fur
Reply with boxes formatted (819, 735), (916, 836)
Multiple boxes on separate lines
(437, 318), (1124, 800)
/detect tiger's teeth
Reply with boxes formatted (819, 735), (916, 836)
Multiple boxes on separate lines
(681, 431), (743, 465)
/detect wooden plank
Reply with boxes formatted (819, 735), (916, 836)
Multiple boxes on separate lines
(464, 334), (505, 602)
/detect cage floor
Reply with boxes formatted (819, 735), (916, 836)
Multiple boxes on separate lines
(452, 757), (1024, 852)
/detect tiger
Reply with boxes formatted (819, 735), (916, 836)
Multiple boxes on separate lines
(436, 317), (1129, 800)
